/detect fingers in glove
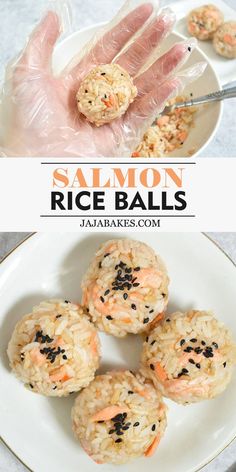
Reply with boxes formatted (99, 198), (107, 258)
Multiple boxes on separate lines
(116, 8), (175, 76)
(135, 38), (197, 96)
(125, 61), (207, 134)
(67, 3), (153, 80)
(18, 11), (61, 70)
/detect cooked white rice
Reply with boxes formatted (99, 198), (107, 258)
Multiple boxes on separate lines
(140, 310), (236, 404)
(132, 96), (197, 158)
(76, 64), (137, 126)
(213, 21), (236, 58)
(7, 300), (101, 397)
(72, 370), (167, 464)
(187, 5), (224, 40)
(81, 239), (169, 338)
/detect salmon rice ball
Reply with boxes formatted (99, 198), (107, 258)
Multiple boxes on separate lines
(140, 310), (236, 405)
(7, 300), (101, 396)
(81, 239), (169, 337)
(187, 5), (224, 40)
(76, 64), (137, 126)
(72, 370), (167, 465)
(213, 21), (236, 59)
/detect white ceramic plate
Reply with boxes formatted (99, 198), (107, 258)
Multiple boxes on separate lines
(0, 233), (236, 472)
(171, 0), (236, 86)
(53, 28), (222, 158)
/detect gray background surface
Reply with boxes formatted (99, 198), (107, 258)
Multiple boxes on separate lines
(0, 232), (236, 472)
(0, 0), (236, 156)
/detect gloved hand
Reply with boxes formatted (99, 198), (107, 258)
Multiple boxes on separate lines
(0, 1), (206, 157)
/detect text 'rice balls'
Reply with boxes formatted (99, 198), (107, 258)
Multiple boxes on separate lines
(72, 370), (167, 465)
(140, 310), (236, 405)
(187, 4), (224, 40)
(213, 21), (236, 58)
(81, 239), (169, 337)
(76, 64), (137, 126)
(7, 300), (101, 397)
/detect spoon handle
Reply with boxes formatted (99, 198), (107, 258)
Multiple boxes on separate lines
(175, 86), (236, 108)
(156, 86), (236, 119)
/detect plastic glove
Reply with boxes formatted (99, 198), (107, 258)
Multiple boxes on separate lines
(0, 1), (206, 157)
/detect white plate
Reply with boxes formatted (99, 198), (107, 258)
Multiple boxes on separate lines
(0, 233), (236, 472)
(53, 28), (222, 158)
(171, 0), (236, 86)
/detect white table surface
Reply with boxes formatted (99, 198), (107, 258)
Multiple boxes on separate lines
(0, 0), (236, 157)
(0, 232), (236, 472)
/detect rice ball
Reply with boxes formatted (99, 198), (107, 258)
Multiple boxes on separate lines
(187, 5), (224, 40)
(140, 310), (236, 405)
(7, 300), (101, 397)
(72, 370), (167, 464)
(81, 239), (169, 337)
(76, 64), (137, 127)
(213, 21), (236, 58)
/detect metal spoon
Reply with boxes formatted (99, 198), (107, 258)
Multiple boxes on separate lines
(155, 85), (236, 121)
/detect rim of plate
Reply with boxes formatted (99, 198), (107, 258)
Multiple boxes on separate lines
(54, 23), (223, 159)
(0, 232), (235, 472)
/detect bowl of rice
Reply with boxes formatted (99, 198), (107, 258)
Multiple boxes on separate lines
(53, 24), (222, 158)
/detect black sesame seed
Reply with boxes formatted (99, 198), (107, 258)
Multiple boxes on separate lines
(184, 347), (193, 353)
(106, 316), (113, 321)
(196, 363), (201, 369)
(63, 355), (67, 360)
(194, 347), (203, 354)
(61, 349), (65, 354)
(125, 268), (132, 274)
(188, 46), (192, 52)
(180, 339), (186, 346)
(190, 93), (193, 97)
(182, 368), (189, 374)
(150, 364), (155, 371)
(100, 296), (105, 303)
(53, 386), (57, 390)
(189, 359), (195, 364)
(98, 421), (104, 424)
(104, 289), (110, 296)
(104, 253), (110, 258)
(166, 318), (170, 322)
(109, 429), (115, 434)
(29, 384), (34, 389)
(143, 318), (150, 324)
(190, 338), (197, 343)
(145, 337), (149, 342)
(115, 438), (122, 443)
(64, 300), (70, 304)
(134, 422), (140, 427)
(56, 314), (62, 319)
(85, 89), (88, 93)
(133, 283), (140, 287)
(145, 305), (150, 309)
(152, 424), (156, 431)
(201, 341), (206, 346)
(128, 390), (134, 394)
(112, 414), (123, 422)
(114, 422), (122, 428)
(122, 425), (130, 430)
(131, 304), (137, 310)
(151, 340), (156, 346)
(149, 310), (154, 314)
(212, 342), (219, 349)
(203, 351), (214, 358)
(223, 362), (227, 368)
(101, 72), (106, 76)
(88, 101), (92, 104)
(99, 262), (102, 269)
(126, 422), (131, 427)
(116, 431), (124, 436)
